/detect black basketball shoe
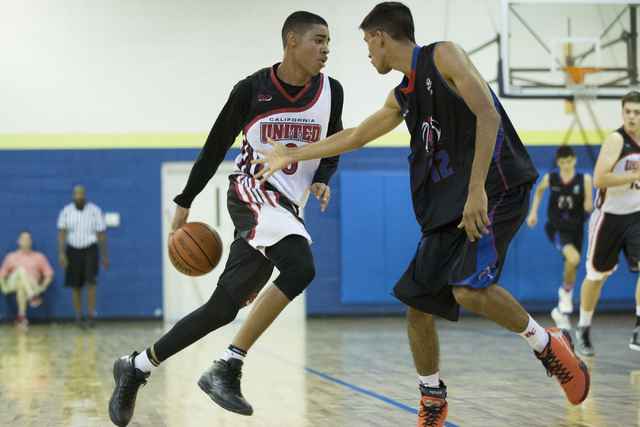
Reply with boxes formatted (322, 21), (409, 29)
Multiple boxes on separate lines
(109, 352), (150, 426)
(575, 325), (595, 357)
(198, 359), (253, 415)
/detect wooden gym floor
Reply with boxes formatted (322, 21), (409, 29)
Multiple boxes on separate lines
(1, 313), (639, 426)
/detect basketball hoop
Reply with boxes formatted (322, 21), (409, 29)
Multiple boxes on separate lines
(563, 66), (603, 102)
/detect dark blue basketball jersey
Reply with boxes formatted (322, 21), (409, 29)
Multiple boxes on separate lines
(547, 172), (586, 231)
(394, 44), (539, 235)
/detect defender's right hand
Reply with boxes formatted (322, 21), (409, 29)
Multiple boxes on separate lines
(252, 138), (293, 183)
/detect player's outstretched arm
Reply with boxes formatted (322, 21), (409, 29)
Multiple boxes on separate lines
(527, 174), (550, 228)
(252, 90), (404, 182)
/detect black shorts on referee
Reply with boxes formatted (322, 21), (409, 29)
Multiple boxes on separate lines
(65, 244), (99, 288)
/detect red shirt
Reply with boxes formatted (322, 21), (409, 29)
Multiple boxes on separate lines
(0, 250), (54, 283)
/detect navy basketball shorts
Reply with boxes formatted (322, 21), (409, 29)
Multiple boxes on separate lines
(585, 208), (640, 281)
(65, 244), (99, 288)
(544, 223), (584, 253)
(392, 183), (531, 321)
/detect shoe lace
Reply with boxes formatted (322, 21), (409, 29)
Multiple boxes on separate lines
(119, 376), (147, 408)
(540, 349), (574, 384)
(418, 399), (445, 427)
(221, 367), (243, 394)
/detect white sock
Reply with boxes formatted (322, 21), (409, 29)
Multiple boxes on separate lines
(578, 308), (594, 328)
(636, 305), (640, 317)
(419, 372), (440, 388)
(518, 314), (549, 353)
(134, 351), (157, 373)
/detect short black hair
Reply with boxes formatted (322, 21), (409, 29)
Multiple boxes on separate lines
(556, 145), (575, 160)
(622, 91), (640, 107)
(359, 2), (416, 43)
(281, 11), (328, 49)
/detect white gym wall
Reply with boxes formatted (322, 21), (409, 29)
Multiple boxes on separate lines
(0, 0), (622, 136)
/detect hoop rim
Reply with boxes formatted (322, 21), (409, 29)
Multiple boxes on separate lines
(563, 66), (604, 84)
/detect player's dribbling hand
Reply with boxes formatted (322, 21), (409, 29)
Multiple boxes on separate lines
(458, 187), (491, 242)
(169, 205), (189, 245)
(252, 138), (293, 183)
(310, 183), (330, 212)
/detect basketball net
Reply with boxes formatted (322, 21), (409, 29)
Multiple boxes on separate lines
(562, 66), (605, 146)
(564, 66), (602, 102)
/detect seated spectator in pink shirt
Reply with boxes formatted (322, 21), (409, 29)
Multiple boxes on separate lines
(0, 231), (54, 327)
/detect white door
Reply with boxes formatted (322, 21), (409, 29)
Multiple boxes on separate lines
(160, 161), (305, 323)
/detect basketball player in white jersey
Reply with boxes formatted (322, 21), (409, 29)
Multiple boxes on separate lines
(575, 91), (640, 356)
(109, 12), (344, 426)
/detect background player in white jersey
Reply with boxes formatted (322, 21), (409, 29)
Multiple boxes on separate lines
(527, 146), (593, 329)
(575, 91), (640, 356)
(108, 11), (344, 426)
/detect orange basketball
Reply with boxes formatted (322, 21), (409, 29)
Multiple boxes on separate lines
(168, 222), (223, 276)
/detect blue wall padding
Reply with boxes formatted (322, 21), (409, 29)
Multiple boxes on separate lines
(0, 143), (636, 320)
(339, 171), (421, 303)
(0, 148), (232, 320)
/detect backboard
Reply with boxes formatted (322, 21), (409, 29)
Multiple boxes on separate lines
(499, 0), (639, 99)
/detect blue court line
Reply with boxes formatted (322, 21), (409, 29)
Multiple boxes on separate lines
(255, 347), (461, 427)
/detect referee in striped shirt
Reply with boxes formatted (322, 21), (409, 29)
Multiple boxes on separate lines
(57, 185), (109, 327)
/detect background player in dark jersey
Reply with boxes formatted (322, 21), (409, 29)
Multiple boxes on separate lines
(252, 3), (590, 426)
(527, 146), (593, 329)
(108, 11), (344, 427)
(575, 91), (640, 357)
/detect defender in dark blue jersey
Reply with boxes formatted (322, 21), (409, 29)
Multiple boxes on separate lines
(253, 3), (590, 425)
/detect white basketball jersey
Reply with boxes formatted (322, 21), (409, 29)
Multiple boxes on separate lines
(235, 72), (332, 207)
(596, 128), (640, 215)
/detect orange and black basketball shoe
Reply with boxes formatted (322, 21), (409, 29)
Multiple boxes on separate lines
(535, 327), (590, 405)
(417, 380), (448, 427)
